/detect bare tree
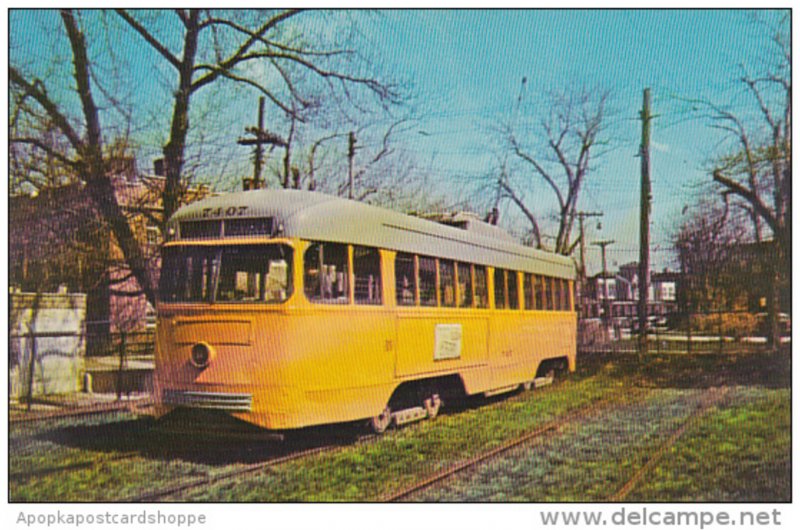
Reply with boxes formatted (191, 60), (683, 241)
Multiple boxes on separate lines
(114, 9), (402, 222)
(10, 9), (404, 305)
(689, 13), (790, 350)
(498, 87), (612, 255)
(674, 196), (748, 316)
(10, 10), (155, 303)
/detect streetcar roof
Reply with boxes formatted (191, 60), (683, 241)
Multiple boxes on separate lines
(168, 189), (575, 279)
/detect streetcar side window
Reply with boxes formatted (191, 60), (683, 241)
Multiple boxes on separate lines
(507, 270), (519, 310)
(554, 277), (563, 311)
(494, 269), (507, 309)
(457, 262), (473, 308)
(354, 246), (382, 305)
(474, 266), (489, 308)
(524, 273), (533, 310)
(419, 256), (437, 306)
(565, 280), (573, 311)
(439, 259), (456, 307)
(535, 274), (544, 310)
(304, 242), (349, 304)
(559, 278), (567, 311)
(544, 276), (554, 310)
(395, 253), (417, 306)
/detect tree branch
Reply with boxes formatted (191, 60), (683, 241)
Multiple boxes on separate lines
(192, 64), (297, 117)
(712, 169), (777, 234)
(61, 10), (103, 154)
(499, 179), (542, 248)
(115, 9), (181, 69)
(190, 9), (303, 93)
(9, 68), (84, 152)
(509, 136), (565, 209)
(10, 137), (81, 171)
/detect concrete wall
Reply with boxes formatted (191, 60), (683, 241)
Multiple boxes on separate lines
(9, 289), (86, 398)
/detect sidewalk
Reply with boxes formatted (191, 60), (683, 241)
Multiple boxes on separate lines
(9, 391), (151, 421)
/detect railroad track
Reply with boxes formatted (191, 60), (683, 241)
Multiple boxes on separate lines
(381, 393), (634, 502)
(10, 399), (153, 425)
(608, 385), (731, 502)
(123, 435), (374, 502)
(10, 452), (140, 483)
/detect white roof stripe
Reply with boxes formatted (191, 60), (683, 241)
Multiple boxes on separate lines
(169, 189), (575, 279)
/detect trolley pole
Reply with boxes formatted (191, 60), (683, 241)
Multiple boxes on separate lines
(593, 240), (615, 341)
(638, 88), (653, 356)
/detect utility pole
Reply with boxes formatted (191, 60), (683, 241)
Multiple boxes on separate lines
(347, 131), (356, 199)
(593, 239), (615, 340)
(638, 88), (653, 356)
(576, 211), (604, 314)
(238, 97), (287, 190)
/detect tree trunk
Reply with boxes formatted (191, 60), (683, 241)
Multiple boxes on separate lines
(84, 176), (156, 306)
(62, 10), (156, 306)
(162, 11), (200, 227)
(768, 242), (781, 354)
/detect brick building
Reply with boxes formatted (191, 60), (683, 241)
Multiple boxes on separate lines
(9, 160), (209, 345)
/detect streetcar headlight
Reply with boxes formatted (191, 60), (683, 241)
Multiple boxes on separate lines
(190, 342), (215, 368)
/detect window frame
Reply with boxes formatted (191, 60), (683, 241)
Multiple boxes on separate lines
(457, 262), (474, 308)
(474, 265), (489, 309)
(493, 268), (507, 310)
(439, 258), (457, 308)
(353, 245), (383, 306)
(159, 243), (293, 305)
(507, 270), (519, 310)
(395, 252), (418, 306)
(543, 276), (554, 311)
(303, 241), (351, 304)
(418, 255), (438, 307)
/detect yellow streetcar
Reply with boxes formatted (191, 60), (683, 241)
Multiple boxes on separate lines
(154, 189), (576, 433)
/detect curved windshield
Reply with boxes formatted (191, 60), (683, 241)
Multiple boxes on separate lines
(159, 244), (293, 304)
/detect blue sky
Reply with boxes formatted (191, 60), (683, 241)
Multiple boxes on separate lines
(365, 9), (788, 272)
(8, 9), (789, 274)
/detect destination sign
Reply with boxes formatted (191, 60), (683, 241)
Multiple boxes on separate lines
(200, 205), (250, 218)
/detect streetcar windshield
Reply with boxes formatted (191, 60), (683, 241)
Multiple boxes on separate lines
(159, 244), (293, 304)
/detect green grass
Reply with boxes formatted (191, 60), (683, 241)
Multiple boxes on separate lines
(170, 367), (633, 501)
(626, 388), (791, 502)
(408, 387), (715, 502)
(9, 351), (791, 502)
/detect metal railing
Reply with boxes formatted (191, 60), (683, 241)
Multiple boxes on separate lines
(578, 309), (790, 355)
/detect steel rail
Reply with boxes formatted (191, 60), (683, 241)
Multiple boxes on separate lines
(10, 399), (153, 425)
(10, 452), (141, 483)
(123, 433), (377, 502)
(381, 393), (634, 502)
(608, 386), (731, 502)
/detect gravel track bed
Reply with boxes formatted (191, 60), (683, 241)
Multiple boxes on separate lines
(406, 387), (729, 501)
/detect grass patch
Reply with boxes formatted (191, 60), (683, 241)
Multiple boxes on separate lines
(172, 367), (632, 501)
(9, 351), (789, 502)
(626, 388), (790, 502)
(409, 388), (711, 502)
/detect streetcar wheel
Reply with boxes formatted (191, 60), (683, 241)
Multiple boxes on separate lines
(369, 406), (392, 434)
(424, 394), (442, 419)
